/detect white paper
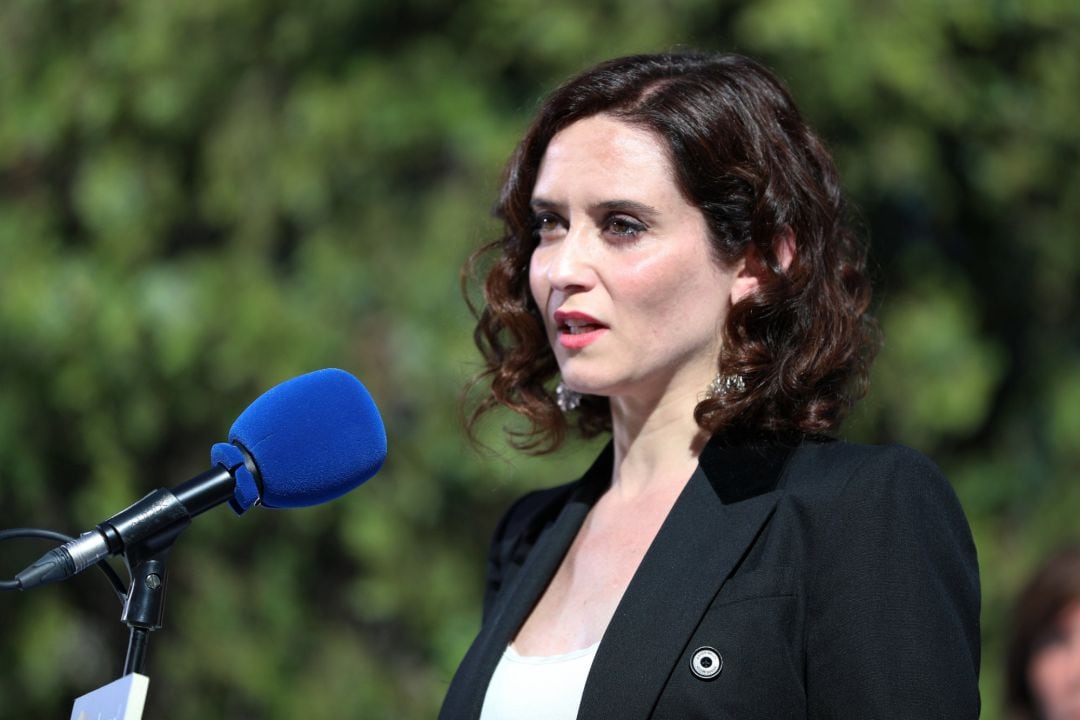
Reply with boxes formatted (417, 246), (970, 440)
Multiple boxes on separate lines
(70, 673), (149, 720)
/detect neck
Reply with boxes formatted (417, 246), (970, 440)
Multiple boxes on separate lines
(607, 382), (710, 499)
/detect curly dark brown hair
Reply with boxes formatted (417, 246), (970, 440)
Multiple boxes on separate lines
(464, 52), (879, 453)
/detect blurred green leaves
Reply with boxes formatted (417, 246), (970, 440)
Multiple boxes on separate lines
(868, 260), (1006, 448)
(0, 1), (1077, 718)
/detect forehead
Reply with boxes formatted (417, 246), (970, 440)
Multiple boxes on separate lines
(532, 115), (681, 203)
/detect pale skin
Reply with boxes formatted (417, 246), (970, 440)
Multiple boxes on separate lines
(513, 114), (793, 656)
(1030, 601), (1080, 720)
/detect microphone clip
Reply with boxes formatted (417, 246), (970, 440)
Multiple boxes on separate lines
(119, 522), (181, 677)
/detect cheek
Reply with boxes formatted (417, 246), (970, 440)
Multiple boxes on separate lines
(620, 267), (682, 319)
(528, 251), (548, 312)
(1028, 649), (1071, 706)
(620, 252), (731, 323)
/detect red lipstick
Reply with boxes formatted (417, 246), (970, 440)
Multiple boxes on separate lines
(553, 310), (608, 350)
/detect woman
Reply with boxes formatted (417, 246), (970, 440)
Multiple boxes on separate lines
(441, 52), (980, 719)
(1007, 545), (1080, 720)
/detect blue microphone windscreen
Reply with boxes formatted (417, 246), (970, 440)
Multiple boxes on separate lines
(228, 368), (387, 509)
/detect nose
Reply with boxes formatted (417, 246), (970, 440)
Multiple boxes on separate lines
(544, 225), (595, 293)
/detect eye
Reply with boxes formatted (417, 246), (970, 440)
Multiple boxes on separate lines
(604, 215), (647, 239)
(1033, 625), (1070, 653)
(531, 211), (565, 241)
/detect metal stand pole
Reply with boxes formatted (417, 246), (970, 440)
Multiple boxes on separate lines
(123, 628), (151, 676)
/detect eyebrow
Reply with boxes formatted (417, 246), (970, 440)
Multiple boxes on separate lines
(530, 197), (662, 218)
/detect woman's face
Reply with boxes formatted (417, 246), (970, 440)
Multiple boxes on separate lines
(528, 115), (747, 405)
(1029, 601), (1080, 720)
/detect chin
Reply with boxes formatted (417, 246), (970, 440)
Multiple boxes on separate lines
(557, 373), (616, 397)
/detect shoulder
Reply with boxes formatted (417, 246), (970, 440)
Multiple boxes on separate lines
(481, 449), (610, 622)
(784, 439), (941, 479)
(774, 440), (979, 603)
(780, 439), (958, 511)
(776, 442), (981, 711)
(490, 480), (580, 551)
(777, 440), (978, 612)
(491, 442), (614, 551)
(481, 481), (579, 622)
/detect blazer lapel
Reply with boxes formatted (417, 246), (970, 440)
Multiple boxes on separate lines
(578, 441), (794, 720)
(445, 449), (611, 720)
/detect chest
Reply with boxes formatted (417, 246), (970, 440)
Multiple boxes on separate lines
(564, 498), (671, 590)
(513, 487), (681, 654)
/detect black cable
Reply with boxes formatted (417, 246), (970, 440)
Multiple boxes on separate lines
(0, 527), (128, 603)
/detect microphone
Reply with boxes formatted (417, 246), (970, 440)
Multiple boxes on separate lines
(14, 368), (386, 591)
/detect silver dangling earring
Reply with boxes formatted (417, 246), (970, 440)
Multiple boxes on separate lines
(707, 373), (746, 398)
(556, 381), (582, 412)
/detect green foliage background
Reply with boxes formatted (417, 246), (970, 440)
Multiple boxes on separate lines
(1, 1), (1077, 717)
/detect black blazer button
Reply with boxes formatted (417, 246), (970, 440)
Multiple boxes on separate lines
(690, 646), (723, 680)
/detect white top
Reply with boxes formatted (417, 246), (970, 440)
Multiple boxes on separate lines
(479, 642), (601, 720)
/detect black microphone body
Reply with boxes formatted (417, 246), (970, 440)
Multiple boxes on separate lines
(15, 466), (240, 590)
(11, 367), (386, 592)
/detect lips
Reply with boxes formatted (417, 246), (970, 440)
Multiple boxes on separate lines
(553, 310), (606, 333)
(553, 310), (608, 349)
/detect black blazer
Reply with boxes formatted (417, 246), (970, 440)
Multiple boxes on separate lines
(440, 438), (981, 719)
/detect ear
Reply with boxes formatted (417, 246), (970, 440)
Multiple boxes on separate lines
(729, 226), (797, 305)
